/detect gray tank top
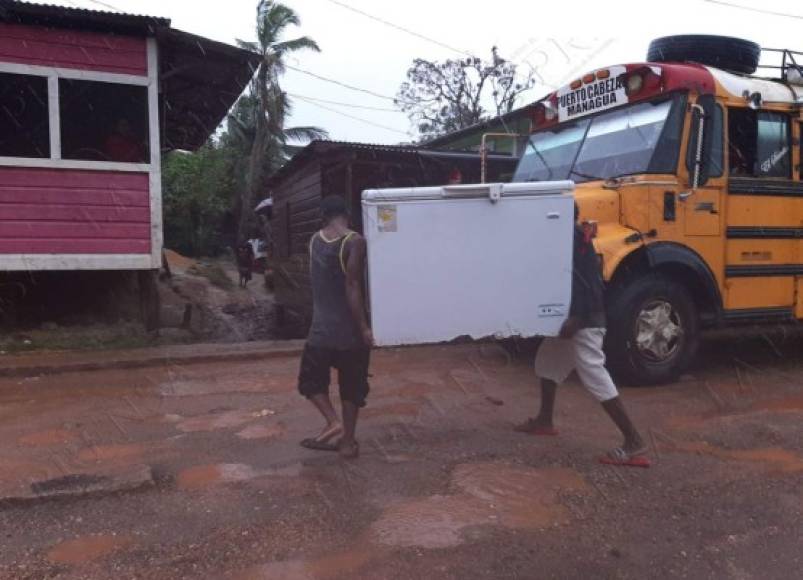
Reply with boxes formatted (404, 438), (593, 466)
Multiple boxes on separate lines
(306, 231), (362, 349)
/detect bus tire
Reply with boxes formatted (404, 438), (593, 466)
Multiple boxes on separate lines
(647, 35), (760, 75)
(605, 274), (699, 386)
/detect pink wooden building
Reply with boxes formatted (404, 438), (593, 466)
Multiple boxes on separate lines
(0, 1), (257, 273)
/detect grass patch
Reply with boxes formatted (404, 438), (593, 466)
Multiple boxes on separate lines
(0, 322), (156, 354)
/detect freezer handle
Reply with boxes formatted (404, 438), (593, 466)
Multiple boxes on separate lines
(547, 211), (561, 219)
(442, 183), (503, 203)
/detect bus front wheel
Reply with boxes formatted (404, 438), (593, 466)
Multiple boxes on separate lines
(605, 274), (700, 385)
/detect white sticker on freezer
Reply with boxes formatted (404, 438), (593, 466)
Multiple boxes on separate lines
(377, 205), (397, 232)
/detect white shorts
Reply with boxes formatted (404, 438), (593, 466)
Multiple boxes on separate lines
(533, 328), (619, 402)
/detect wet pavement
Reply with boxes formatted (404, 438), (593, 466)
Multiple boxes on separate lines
(1, 330), (803, 579)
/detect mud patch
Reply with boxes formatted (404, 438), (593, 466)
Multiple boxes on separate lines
(18, 428), (78, 447)
(751, 395), (803, 414)
(663, 440), (803, 473)
(77, 442), (151, 463)
(371, 463), (587, 548)
(47, 534), (133, 565)
(236, 422), (285, 440)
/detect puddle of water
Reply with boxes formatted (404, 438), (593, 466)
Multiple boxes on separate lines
(177, 462), (303, 490)
(17, 429), (78, 447)
(237, 422), (285, 440)
(371, 463), (588, 548)
(453, 463), (588, 529)
(47, 534), (133, 565)
(177, 463), (259, 490)
(372, 494), (488, 548)
(667, 441), (803, 473)
(177, 410), (256, 433)
(239, 545), (375, 579)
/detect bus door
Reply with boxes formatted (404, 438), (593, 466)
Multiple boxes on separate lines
(724, 107), (799, 319)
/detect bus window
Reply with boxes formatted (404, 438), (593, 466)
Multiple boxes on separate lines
(728, 108), (790, 178)
(756, 113), (790, 177)
(0, 72), (50, 159)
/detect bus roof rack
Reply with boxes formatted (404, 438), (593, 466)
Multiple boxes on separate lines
(756, 48), (803, 85)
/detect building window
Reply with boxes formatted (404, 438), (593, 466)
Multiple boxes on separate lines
(0, 72), (50, 158)
(728, 108), (791, 178)
(59, 79), (149, 163)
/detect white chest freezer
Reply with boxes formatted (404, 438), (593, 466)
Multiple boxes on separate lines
(361, 181), (575, 347)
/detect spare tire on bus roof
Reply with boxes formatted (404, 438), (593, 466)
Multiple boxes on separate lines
(647, 35), (761, 74)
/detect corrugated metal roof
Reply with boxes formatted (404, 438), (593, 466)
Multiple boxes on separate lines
(265, 139), (516, 190)
(0, 0), (170, 34)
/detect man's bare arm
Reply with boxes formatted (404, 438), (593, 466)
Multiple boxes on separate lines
(345, 235), (373, 346)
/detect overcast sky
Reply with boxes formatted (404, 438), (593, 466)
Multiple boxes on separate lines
(49, 0), (803, 144)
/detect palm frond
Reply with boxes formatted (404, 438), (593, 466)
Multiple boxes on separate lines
(258, 2), (300, 50)
(236, 39), (260, 53)
(284, 126), (329, 143)
(273, 36), (320, 55)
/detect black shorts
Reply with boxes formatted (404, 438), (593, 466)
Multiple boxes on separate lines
(298, 344), (371, 407)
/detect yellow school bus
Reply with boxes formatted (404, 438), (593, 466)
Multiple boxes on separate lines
(513, 35), (802, 384)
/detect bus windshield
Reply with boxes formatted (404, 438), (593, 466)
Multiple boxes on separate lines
(513, 94), (685, 183)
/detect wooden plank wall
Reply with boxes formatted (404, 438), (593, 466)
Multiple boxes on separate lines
(0, 167), (151, 254)
(0, 23), (148, 76)
(271, 161), (322, 333)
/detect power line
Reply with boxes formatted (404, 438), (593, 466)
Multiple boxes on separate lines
(287, 93), (400, 112)
(322, 0), (539, 95)
(703, 0), (803, 19)
(285, 63), (416, 106)
(323, 0), (475, 58)
(293, 95), (411, 136)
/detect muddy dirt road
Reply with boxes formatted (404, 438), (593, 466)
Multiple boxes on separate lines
(1, 330), (802, 579)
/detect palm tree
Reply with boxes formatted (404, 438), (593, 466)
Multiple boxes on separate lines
(235, 0), (327, 242)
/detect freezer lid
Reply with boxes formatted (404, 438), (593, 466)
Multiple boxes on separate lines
(362, 180), (575, 203)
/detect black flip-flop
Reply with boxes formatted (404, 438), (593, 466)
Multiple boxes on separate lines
(300, 438), (339, 452)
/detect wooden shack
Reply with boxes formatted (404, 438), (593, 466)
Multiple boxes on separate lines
(266, 140), (518, 336)
(0, 2), (256, 269)
(0, 1), (257, 325)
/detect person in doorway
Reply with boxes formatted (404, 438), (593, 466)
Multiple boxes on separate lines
(515, 203), (649, 467)
(298, 195), (373, 459)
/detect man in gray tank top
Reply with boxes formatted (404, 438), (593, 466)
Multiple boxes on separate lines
(298, 195), (373, 459)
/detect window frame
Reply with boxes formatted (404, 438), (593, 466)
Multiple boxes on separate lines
(0, 58), (157, 173)
(726, 106), (793, 180)
(0, 71), (52, 159)
(513, 92), (688, 183)
(755, 111), (792, 179)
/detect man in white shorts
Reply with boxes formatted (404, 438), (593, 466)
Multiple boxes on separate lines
(515, 204), (648, 467)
